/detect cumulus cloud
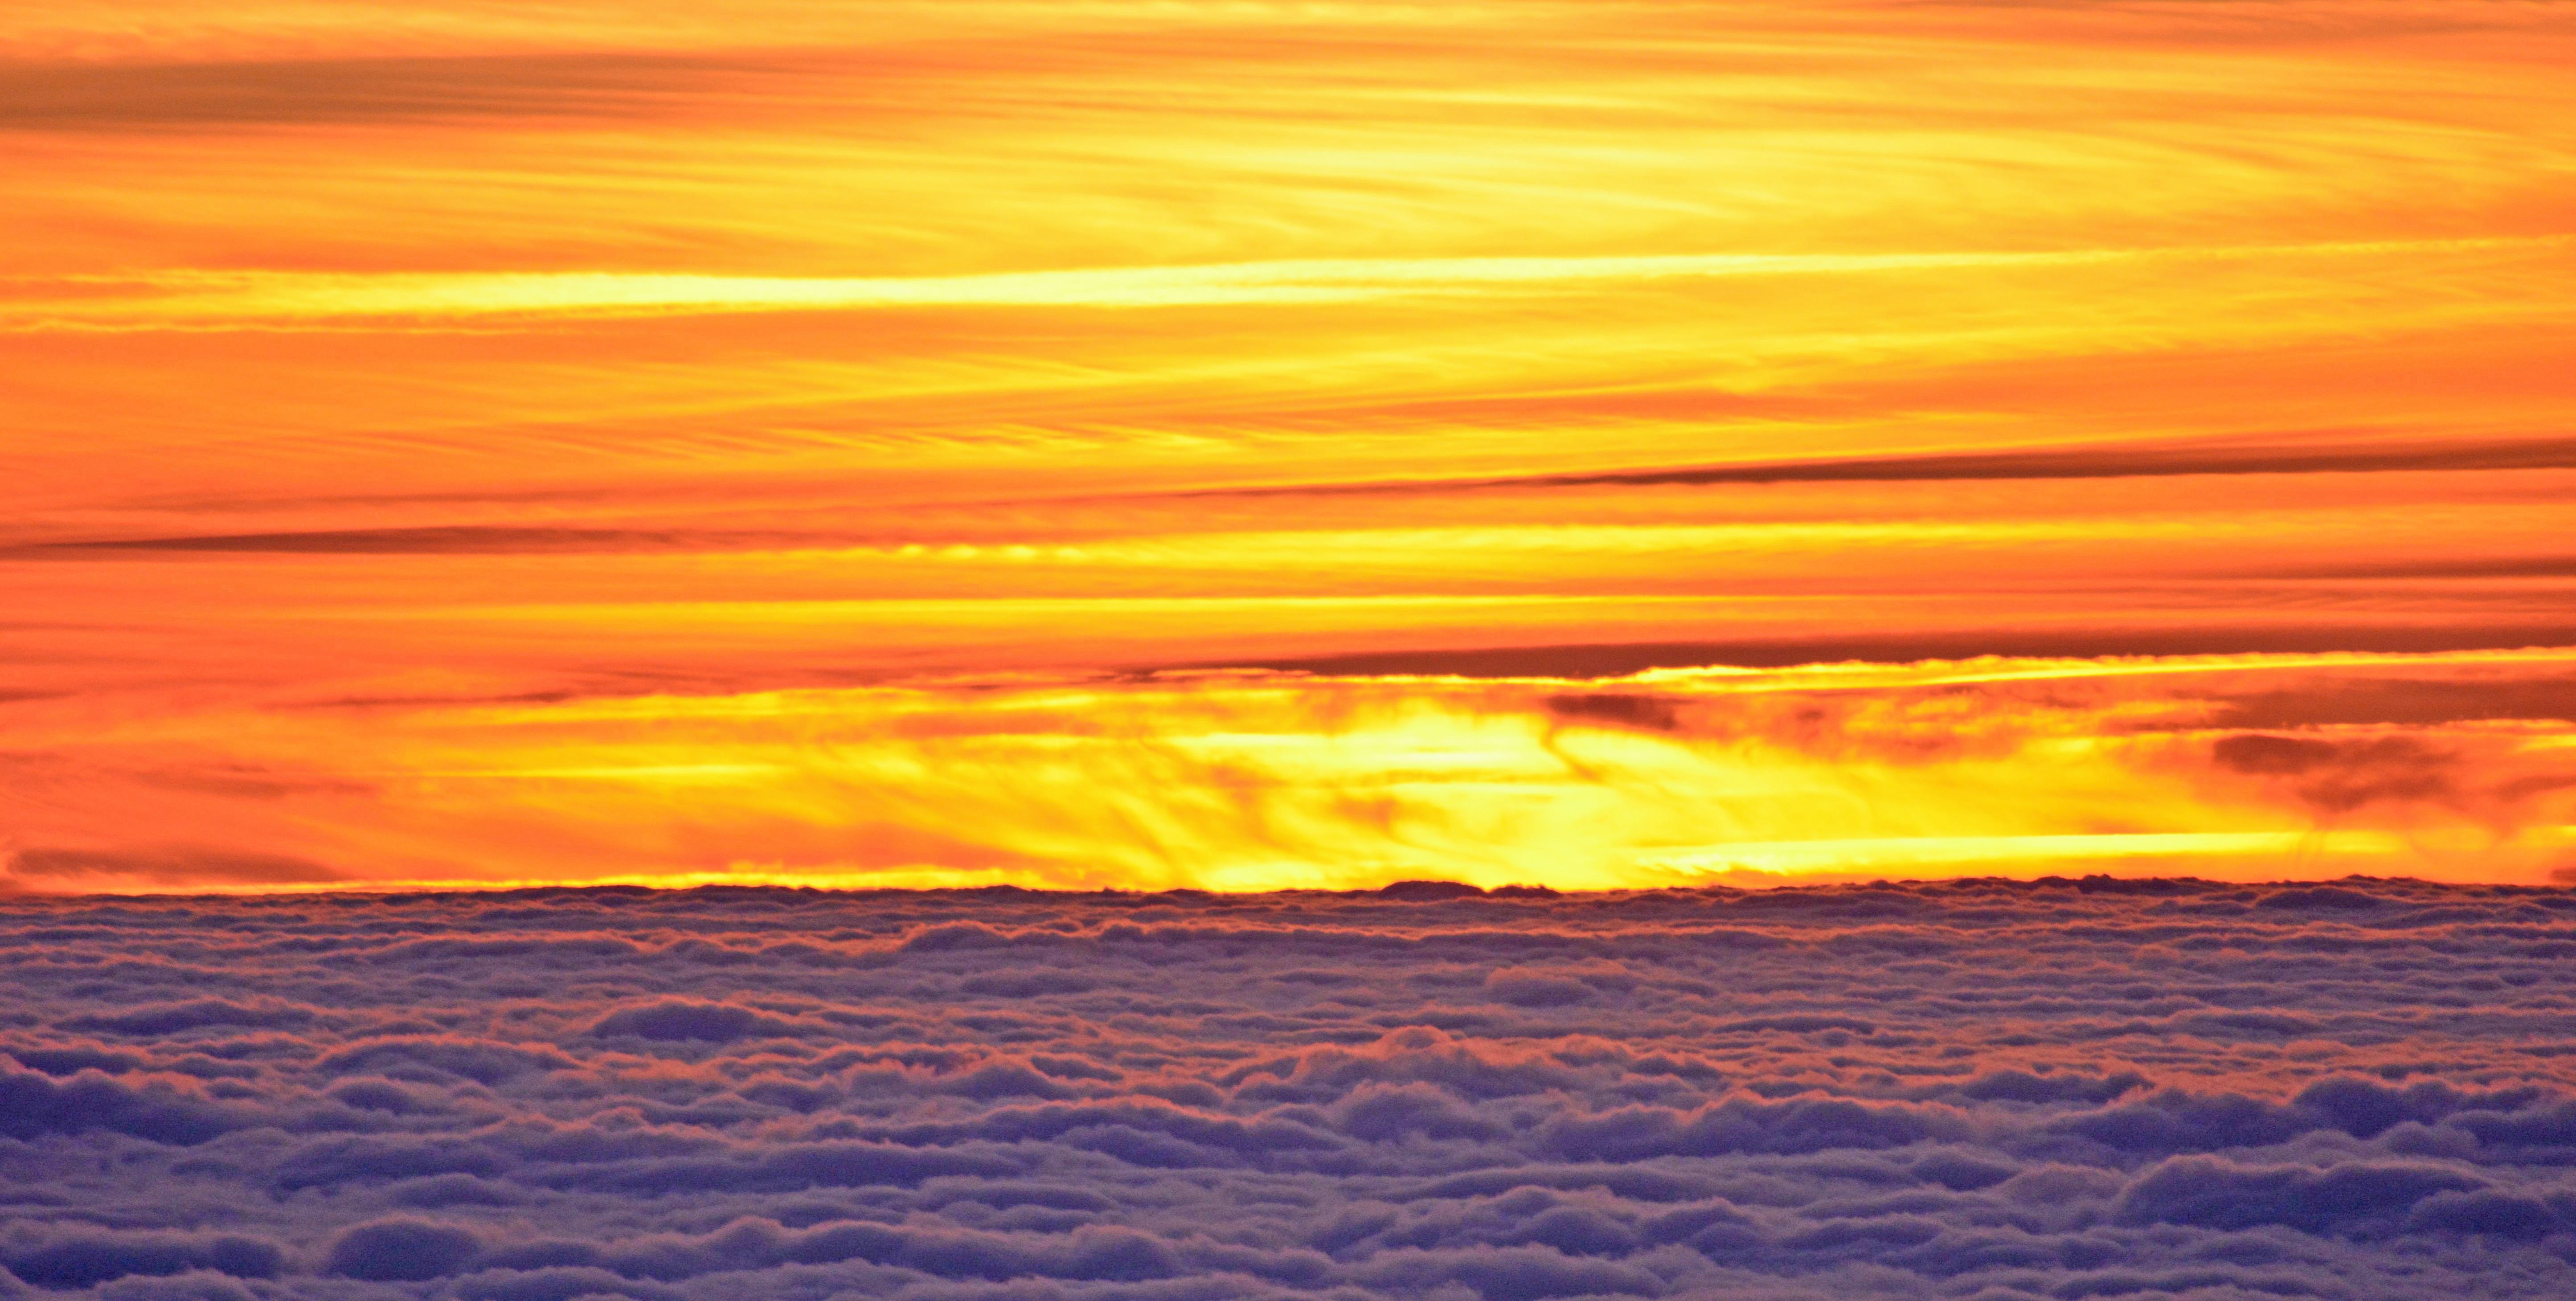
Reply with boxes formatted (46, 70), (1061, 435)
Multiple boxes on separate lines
(7, 880), (2576, 1298)
(324, 1220), (484, 1281)
(589, 1000), (804, 1044)
(0, 1069), (241, 1145)
(0, 1231), (283, 1290)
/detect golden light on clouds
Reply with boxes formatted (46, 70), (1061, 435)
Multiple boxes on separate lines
(8, 652), (2574, 894)
(4, 0), (2573, 892)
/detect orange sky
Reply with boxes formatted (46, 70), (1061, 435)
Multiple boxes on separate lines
(4, 0), (2573, 893)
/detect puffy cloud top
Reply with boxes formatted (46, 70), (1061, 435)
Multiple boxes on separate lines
(6, 878), (2576, 1298)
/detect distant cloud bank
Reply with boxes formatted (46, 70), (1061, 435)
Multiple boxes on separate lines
(9, 650), (2574, 893)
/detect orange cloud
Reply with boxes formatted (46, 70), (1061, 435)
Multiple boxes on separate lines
(2, 1), (2572, 892)
(6, 651), (2572, 894)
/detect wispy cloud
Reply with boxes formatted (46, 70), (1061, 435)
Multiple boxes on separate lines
(7, 650), (2572, 894)
(6, 237), (2559, 329)
(3, 0), (2572, 891)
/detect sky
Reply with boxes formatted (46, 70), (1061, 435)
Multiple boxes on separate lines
(5, 0), (2576, 892)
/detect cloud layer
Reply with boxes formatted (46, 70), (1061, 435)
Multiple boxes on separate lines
(8, 650), (2573, 893)
(8, 880), (2576, 1299)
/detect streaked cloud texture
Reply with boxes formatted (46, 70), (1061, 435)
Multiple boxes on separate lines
(8, 652), (2576, 893)
(5, 0), (2575, 890)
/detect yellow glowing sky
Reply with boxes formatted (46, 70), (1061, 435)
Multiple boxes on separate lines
(4, 0), (2573, 892)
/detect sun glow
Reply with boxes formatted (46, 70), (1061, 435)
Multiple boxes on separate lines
(5, 651), (2572, 893)
(4, 1), (2574, 893)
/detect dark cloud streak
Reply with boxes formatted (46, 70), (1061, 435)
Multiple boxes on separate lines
(0, 53), (799, 131)
(7, 846), (343, 886)
(1222, 626), (2576, 676)
(1133, 433), (2576, 503)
